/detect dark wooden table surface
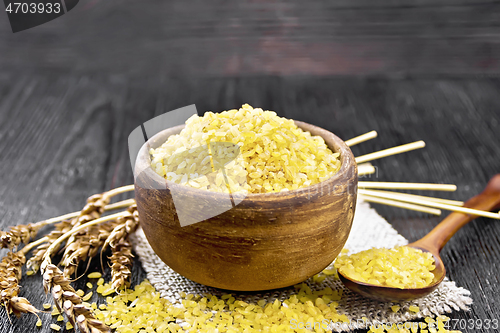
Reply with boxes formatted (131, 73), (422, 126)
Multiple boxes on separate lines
(1, 0), (500, 332)
(1, 74), (499, 333)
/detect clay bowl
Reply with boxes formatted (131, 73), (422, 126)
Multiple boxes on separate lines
(134, 121), (358, 291)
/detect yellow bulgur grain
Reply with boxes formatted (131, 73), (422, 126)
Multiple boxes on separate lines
(87, 272), (102, 279)
(36, 319), (42, 327)
(97, 277), (104, 286)
(95, 280), (349, 333)
(409, 305), (420, 313)
(51, 307), (60, 316)
(56, 315), (64, 321)
(312, 274), (326, 283)
(334, 246), (435, 289)
(49, 324), (61, 331)
(66, 322), (73, 330)
(83, 291), (93, 301)
(322, 267), (337, 276)
(26, 270), (34, 276)
(76, 289), (84, 297)
(94, 276), (462, 333)
(42, 303), (52, 310)
(87, 282), (93, 289)
(150, 104), (341, 194)
(96, 285), (105, 294)
(102, 287), (115, 296)
(391, 305), (401, 313)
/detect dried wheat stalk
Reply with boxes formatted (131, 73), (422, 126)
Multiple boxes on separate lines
(61, 221), (117, 277)
(43, 264), (110, 333)
(28, 194), (112, 273)
(0, 224), (40, 250)
(109, 240), (134, 291)
(100, 204), (139, 290)
(0, 251), (39, 317)
(0, 187), (134, 329)
(87, 221), (119, 261)
(26, 219), (73, 272)
(65, 193), (110, 251)
(102, 204), (139, 251)
(27, 197), (125, 273)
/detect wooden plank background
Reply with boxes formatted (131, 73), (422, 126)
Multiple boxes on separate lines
(1, 0), (500, 76)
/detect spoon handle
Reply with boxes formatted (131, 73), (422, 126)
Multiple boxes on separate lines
(412, 174), (500, 253)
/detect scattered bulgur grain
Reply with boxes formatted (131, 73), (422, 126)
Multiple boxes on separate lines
(409, 305), (420, 313)
(322, 268), (337, 276)
(93, 275), (461, 333)
(82, 291), (93, 301)
(87, 272), (102, 279)
(49, 324), (61, 331)
(96, 285), (105, 294)
(56, 315), (64, 322)
(101, 287), (115, 296)
(95, 279), (348, 333)
(86, 282), (93, 289)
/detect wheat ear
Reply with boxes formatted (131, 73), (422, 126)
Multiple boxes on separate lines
(0, 251), (39, 317)
(43, 264), (110, 333)
(61, 221), (117, 277)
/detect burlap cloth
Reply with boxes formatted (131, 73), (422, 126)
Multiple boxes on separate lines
(131, 200), (472, 332)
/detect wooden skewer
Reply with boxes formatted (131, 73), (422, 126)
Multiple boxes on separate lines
(359, 194), (442, 216)
(362, 189), (464, 207)
(345, 130), (378, 147)
(357, 163), (376, 176)
(355, 140), (426, 164)
(359, 189), (500, 220)
(358, 181), (457, 191)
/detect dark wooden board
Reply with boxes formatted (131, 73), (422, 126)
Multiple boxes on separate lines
(0, 73), (499, 332)
(1, 0), (500, 76)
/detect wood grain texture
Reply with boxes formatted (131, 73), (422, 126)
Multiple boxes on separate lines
(1, 0), (500, 75)
(0, 74), (499, 332)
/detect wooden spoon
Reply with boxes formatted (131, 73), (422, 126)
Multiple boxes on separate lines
(339, 174), (500, 301)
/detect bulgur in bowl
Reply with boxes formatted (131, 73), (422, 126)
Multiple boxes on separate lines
(134, 105), (357, 291)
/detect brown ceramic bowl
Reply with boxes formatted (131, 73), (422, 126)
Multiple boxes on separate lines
(134, 121), (357, 291)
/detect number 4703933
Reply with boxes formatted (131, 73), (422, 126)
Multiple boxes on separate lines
(5, 2), (61, 14)
(442, 318), (498, 330)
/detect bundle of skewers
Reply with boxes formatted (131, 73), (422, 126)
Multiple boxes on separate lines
(349, 131), (500, 218)
(0, 130), (499, 333)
